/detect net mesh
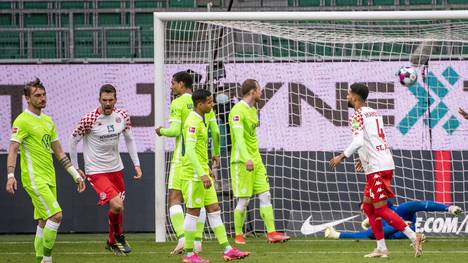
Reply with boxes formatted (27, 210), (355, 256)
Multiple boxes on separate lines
(159, 18), (468, 239)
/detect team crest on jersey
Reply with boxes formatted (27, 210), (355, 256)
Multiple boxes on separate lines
(189, 127), (196, 134)
(233, 115), (240, 122)
(115, 117), (121, 123)
(11, 127), (18, 134)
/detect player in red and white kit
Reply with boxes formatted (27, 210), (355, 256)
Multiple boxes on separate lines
(69, 84), (142, 255)
(329, 83), (424, 258)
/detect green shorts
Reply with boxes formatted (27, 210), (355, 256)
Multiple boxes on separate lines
(181, 179), (218, 209)
(168, 161), (182, 191)
(24, 183), (62, 220)
(230, 161), (270, 198)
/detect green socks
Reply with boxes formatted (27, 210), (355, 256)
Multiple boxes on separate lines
(34, 226), (44, 263)
(234, 208), (247, 235)
(170, 205), (185, 239)
(43, 220), (60, 257)
(260, 205), (276, 233)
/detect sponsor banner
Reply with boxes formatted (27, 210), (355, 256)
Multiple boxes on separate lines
(416, 215), (468, 235)
(0, 62), (467, 152)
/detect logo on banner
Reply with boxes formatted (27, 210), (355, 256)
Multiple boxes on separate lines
(416, 216), (468, 234)
(398, 66), (461, 135)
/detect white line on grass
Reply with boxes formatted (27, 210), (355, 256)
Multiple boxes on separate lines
(2, 250), (468, 255)
(0, 238), (466, 245)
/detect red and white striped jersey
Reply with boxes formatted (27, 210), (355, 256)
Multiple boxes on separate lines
(343, 106), (394, 175)
(70, 107), (139, 175)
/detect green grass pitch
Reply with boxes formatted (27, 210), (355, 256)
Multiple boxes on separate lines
(1, 233), (467, 263)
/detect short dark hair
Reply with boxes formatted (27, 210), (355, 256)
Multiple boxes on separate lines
(241, 79), (259, 97)
(192, 89), (211, 107)
(186, 69), (202, 84)
(100, 84), (117, 98)
(173, 71), (193, 89)
(24, 78), (45, 97)
(350, 83), (369, 102)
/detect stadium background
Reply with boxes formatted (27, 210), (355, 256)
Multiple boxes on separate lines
(1, 0), (468, 237)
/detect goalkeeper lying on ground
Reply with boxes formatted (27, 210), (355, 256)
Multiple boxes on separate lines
(325, 200), (462, 239)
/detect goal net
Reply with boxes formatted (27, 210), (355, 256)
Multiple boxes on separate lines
(154, 11), (468, 241)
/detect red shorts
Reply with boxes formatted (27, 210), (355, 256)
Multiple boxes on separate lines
(363, 170), (395, 202)
(87, 171), (125, 206)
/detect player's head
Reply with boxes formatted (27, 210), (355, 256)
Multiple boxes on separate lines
(347, 83), (369, 108)
(192, 89), (213, 114)
(172, 71), (193, 96)
(99, 84), (117, 115)
(241, 79), (262, 102)
(24, 78), (47, 110)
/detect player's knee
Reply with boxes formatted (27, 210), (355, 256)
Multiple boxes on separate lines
(236, 198), (250, 212)
(207, 210), (223, 228)
(169, 190), (182, 206)
(258, 192), (271, 207)
(50, 212), (63, 223)
(110, 197), (124, 213)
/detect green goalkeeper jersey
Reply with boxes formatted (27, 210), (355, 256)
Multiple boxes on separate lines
(10, 110), (58, 187)
(181, 111), (209, 181)
(229, 100), (261, 164)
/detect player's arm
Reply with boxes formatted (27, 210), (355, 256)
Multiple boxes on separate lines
(69, 115), (90, 177)
(329, 114), (364, 169)
(6, 119), (29, 194)
(185, 124), (211, 188)
(122, 113), (142, 180)
(156, 102), (182, 137)
(230, 112), (253, 170)
(208, 111), (221, 168)
(50, 128), (86, 193)
(5, 142), (20, 194)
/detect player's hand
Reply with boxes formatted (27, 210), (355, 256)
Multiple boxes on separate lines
(354, 159), (363, 172)
(212, 155), (220, 169)
(245, 160), (254, 171)
(329, 153), (345, 170)
(155, 126), (163, 136)
(459, 108), (468, 120)
(200, 175), (212, 189)
(5, 177), (17, 195)
(134, 165), (142, 180)
(76, 177), (86, 193)
(77, 169), (86, 180)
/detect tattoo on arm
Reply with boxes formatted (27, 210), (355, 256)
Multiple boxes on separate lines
(7, 165), (15, 174)
(59, 156), (72, 169)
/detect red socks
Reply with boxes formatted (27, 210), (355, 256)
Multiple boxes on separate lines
(374, 206), (407, 232)
(108, 211), (122, 244)
(362, 203), (384, 240)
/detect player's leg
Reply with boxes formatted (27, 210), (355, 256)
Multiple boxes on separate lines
(168, 164), (186, 254)
(87, 173), (125, 255)
(253, 162), (289, 243)
(35, 220), (46, 263)
(362, 198), (388, 258)
(181, 180), (208, 263)
(231, 162), (252, 244)
(25, 184), (62, 263)
(370, 170), (423, 257)
(109, 171), (132, 254)
(205, 187), (250, 261)
(325, 226), (374, 239)
(194, 207), (206, 253)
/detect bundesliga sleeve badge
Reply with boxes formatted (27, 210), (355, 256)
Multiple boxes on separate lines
(189, 126), (196, 134)
(233, 115), (240, 122)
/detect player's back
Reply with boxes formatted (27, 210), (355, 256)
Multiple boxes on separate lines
(354, 106), (394, 174)
(11, 111), (57, 185)
(181, 111), (209, 181)
(228, 101), (261, 163)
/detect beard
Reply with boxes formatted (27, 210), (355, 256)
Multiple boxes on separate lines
(348, 100), (354, 108)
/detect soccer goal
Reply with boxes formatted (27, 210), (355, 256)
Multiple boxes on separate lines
(154, 11), (468, 242)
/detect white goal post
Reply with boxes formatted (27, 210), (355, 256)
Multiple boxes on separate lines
(154, 11), (468, 242)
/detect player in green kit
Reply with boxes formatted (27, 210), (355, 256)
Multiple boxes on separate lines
(229, 79), (290, 244)
(5, 78), (86, 263)
(156, 71), (221, 254)
(181, 89), (249, 263)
